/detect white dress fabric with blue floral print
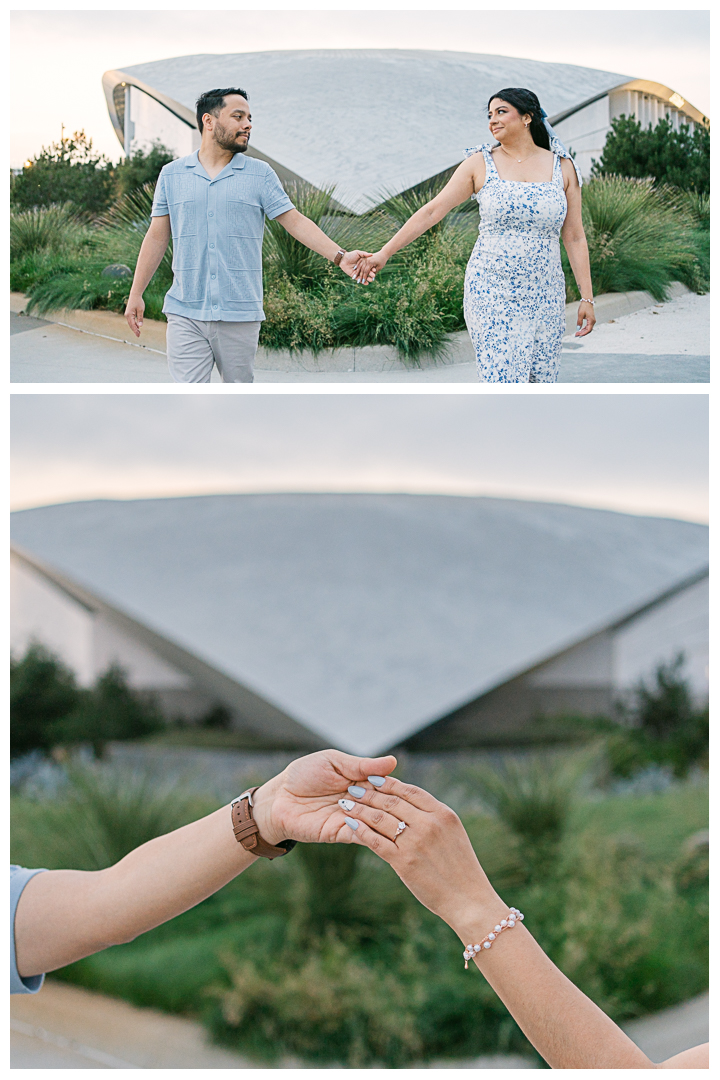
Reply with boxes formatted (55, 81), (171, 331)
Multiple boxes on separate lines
(463, 145), (570, 383)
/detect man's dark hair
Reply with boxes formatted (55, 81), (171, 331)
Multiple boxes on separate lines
(195, 88), (248, 134)
(487, 88), (550, 151)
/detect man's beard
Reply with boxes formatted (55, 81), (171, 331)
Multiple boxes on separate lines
(213, 122), (249, 153)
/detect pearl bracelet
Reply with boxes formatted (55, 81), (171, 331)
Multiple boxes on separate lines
(463, 908), (524, 968)
(580, 298), (594, 304)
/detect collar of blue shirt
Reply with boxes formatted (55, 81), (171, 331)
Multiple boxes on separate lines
(184, 150), (247, 181)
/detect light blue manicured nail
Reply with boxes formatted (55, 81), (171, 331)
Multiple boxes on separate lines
(368, 775), (386, 786)
(344, 815), (359, 831)
(348, 785), (366, 798)
(338, 798), (355, 811)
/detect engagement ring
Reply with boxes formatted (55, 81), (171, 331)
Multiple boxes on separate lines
(394, 821), (407, 840)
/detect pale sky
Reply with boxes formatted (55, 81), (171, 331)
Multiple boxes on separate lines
(10, 6), (710, 167)
(10, 394), (708, 524)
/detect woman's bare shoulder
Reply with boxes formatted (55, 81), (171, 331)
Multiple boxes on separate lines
(657, 1042), (709, 1069)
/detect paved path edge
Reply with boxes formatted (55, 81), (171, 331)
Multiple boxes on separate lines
(10, 283), (692, 373)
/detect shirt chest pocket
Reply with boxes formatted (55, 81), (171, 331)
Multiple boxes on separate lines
(227, 197), (264, 239)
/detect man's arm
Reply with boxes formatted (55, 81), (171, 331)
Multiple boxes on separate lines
(272, 208), (370, 280)
(124, 215), (172, 337)
(14, 749), (395, 979)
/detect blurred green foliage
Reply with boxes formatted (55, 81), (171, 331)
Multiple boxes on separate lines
(10, 752), (708, 1067)
(11, 642), (164, 759)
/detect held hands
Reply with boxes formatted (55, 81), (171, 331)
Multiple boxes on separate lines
(125, 294), (145, 338)
(251, 750), (397, 847)
(351, 251), (388, 285)
(575, 300), (596, 337)
(338, 250), (378, 283)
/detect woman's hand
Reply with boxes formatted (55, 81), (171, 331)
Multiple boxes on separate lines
(352, 250), (388, 284)
(575, 300), (596, 337)
(252, 750), (397, 846)
(334, 775), (508, 940)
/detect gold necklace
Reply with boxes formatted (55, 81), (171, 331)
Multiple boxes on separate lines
(499, 143), (538, 165)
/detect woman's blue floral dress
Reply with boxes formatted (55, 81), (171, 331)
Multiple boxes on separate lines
(463, 144), (572, 383)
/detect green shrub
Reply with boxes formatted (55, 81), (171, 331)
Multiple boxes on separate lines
(11, 130), (115, 215)
(592, 114), (710, 195)
(607, 656), (709, 779)
(49, 664), (165, 759)
(11, 642), (82, 759)
(113, 142), (175, 199)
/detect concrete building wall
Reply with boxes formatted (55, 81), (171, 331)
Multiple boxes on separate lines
(553, 96), (611, 181)
(613, 576), (709, 702)
(11, 556), (193, 696)
(126, 86), (199, 158)
(554, 88), (700, 178)
(11, 557), (96, 686)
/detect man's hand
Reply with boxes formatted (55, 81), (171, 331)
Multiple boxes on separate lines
(351, 251), (388, 285)
(339, 250), (377, 284)
(125, 294), (145, 338)
(252, 750), (397, 846)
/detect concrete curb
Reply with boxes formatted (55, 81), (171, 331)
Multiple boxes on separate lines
(11, 283), (692, 373)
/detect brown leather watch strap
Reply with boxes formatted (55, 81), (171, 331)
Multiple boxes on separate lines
(333, 249), (346, 266)
(231, 788), (295, 860)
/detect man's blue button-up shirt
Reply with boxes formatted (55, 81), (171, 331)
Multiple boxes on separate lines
(152, 151), (295, 322)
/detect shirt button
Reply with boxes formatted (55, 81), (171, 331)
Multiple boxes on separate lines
(209, 243), (215, 248)
(208, 211), (214, 217)
(213, 304), (218, 309)
(211, 274), (216, 279)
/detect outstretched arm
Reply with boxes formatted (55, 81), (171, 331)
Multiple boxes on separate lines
(353, 156), (481, 283)
(334, 777), (707, 1070)
(124, 214), (172, 338)
(14, 750), (396, 980)
(272, 208), (372, 281)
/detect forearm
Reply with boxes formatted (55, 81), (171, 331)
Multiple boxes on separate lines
(15, 799), (260, 977)
(129, 230), (170, 297)
(563, 234), (594, 299)
(448, 893), (653, 1069)
(381, 206), (440, 260)
(280, 213), (344, 262)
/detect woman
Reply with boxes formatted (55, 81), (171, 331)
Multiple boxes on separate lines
(336, 775), (708, 1069)
(353, 88), (596, 383)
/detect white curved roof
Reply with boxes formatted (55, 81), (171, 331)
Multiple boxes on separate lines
(112, 50), (630, 212)
(10, 495), (707, 756)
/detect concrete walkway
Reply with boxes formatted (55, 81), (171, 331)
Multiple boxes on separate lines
(10, 978), (708, 1069)
(10, 287), (709, 384)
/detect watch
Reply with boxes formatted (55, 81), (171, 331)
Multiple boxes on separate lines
(333, 249), (346, 266)
(231, 788), (296, 859)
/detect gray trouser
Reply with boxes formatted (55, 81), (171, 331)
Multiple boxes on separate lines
(166, 314), (261, 383)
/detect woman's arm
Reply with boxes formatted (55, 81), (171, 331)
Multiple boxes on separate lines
(353, 156), (483, 283)
(14, 749), (396, 978)
(336, 777), (706, 1069)
(560, 159), (596, 337)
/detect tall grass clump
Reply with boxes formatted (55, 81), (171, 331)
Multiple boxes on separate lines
(10, 202), (90, 260)
(22, 182), (173, 320)
(11, 760), (211, 871)
(563, 176), (707, 301)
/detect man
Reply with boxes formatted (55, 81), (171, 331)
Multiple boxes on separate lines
(11, 749), (396, 991)
(124, 88), (373, 382)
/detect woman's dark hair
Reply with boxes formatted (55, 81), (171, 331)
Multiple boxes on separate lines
(195, 88), (248, 133)
(487, 88), (550, 150)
